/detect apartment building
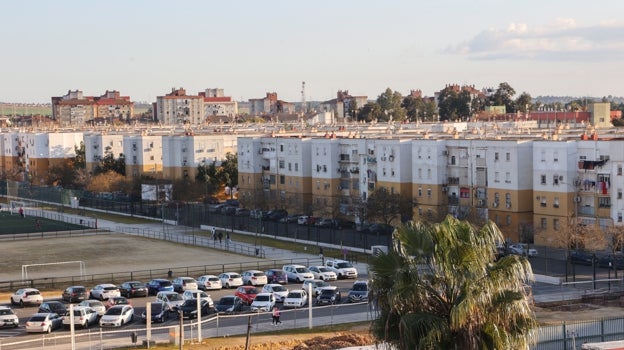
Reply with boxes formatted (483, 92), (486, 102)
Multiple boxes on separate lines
(199, 88), (238, 118)
(0, 131), (22, 178)
(319, 90), (368, 121)
(124, 135), (163, 178)
(162, 133), (239, 180)
(155, 88), (204, 125)
(248, 92), (295, 117)
(83, 133), (125, 173)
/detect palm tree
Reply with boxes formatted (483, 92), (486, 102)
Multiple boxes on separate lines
(370, 215), (537, 349)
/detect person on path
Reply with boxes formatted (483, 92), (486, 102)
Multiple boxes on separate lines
(218, 232), (223, 244)
(272, 306), (281, 325)
(213, 232), (218, 246)
(226, 232), (231, 246)
(18, 207), (24, 218)
(211, 226), (216, 239)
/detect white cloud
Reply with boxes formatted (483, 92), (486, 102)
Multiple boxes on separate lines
(445, 19), (624, 61)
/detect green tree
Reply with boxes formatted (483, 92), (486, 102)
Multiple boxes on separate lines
(74, 142), (86, 169)
(490, 82), (517, 113)
(377, 88), (406, 121)
(358, 102), (383, 122)
(196, 162), (220, 197)
(370, 216), (537, 349)
(93, 147), (125, 176)
(515, 92), (532, 113)
(366, 187), (402, 225)
(218, 152), (238, 187)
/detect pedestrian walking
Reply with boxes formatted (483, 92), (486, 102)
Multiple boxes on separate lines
(213, 232), (218, 245)
(272, 306), (281, 325)
(226, 232), (232, 245)
(218, 232), (223, 244)
(18, 207), (24, 218)
(211, 226), (216, 239)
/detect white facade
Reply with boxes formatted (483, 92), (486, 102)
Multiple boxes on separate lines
(84, 133), (125, 171)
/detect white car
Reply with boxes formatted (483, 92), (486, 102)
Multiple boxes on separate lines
(261, 284), (289, 303)
(78, 300), (106, 316)
(301, 279), (330, 297)
(283, 264), (314, 283)
(250, 293), (276, 312)
(308, 266), (337, 281)
(182, 290), (214, 308)
(99, 305), (134, 327)
(283, 290), (308, 308)
(89, 284), (121, 301)
(241, 270), (268, 286)
(197, 275), (222, 290)
(510, 244), (538, 257)
(10, 288), (43, 307)
(156, 291), (185, 311)
(25, 313), (63, 333)
(0, 306), (19, 328)
(62, 306), (98, 328)
(218, 272), (244, 289)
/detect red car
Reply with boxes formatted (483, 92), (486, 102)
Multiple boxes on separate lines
(105, 297), (131, 310)
(234, 286), (259, 305)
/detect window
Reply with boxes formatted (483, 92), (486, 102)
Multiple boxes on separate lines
(418, 188), (422, 197)
(279, 144), (284, 152)
(288, 163), (292, 171)
(295, 163), (298, 171)
(619, 166), (623, 176)
(494, 172), (500, 183)
(427, 169), (431, 179)
(427, 188), (432, 198)
(418, 168), (422, 179)
(619, 213), (623, 223)
(450, 156), (456, 165)
(553, 175), (559, 185)
(316, 181), (320, 190)
(505, 172), (511, 183)
(494, 152), (499, 161)
(618, 189), (622, 200)
(541, 197), (547, 207)
(540, 174), (546, 185)
(279, 160), (285, 169)
(540, 218), (547, 229)
(506, 215), (511, 226)
(553, 219), (560, 230)
(553, 197), (559, 208)
(599, 197), (611, 208)
(506, 152), (510, 161)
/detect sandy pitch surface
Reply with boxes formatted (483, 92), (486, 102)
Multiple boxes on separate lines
(0, 233), (256, 281)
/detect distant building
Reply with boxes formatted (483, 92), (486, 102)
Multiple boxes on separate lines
(319, 90), (368, 121)
(154, 88), (204, 125)
(199, 88), (238, 120)
(51, 90), (134, 126)
(248, 92), (295, 118)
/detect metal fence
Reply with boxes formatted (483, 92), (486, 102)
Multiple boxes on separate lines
(534, 317), (624, 350)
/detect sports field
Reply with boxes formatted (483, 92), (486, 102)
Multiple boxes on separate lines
(0, 211), (86, 234)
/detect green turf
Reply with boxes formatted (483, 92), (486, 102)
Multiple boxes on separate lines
(0, 211), (86, 234)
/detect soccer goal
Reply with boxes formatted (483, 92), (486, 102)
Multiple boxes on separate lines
(22, 261), (86, 281)
(8, 200), (37, 216)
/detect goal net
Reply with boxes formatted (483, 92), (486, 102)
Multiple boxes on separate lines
(22, 261), (86, 280)
(7, 200), (37, 216)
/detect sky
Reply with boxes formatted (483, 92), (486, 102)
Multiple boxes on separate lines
(1, 0), (623, 104)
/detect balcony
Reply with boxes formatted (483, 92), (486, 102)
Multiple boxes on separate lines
(447, 177), (460, 185)
(578, 205), (595, 216)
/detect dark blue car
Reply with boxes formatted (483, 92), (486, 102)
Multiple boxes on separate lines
(146, 279), (174, 296)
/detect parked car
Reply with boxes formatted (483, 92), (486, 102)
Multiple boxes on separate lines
(99, 305), (134, 327)
(25, 313), (63, 333)
(89, 284), (121, 301)
(172, 277), (198, 293)
(315, 218), (334, 228)
(0, 306), (19, 328)
(316, 286), (342, 305)
(141, 302), (169, 323)
(264, 269), (289, 285)
(283, 264), (314, 283)
(267, 209), (288, 221)
(235, 286), (260, 305)
(215, 296), (244, 314)
(509, 243), (538, 257)
(297, 216), (317, 225)
(221, 206), (237, 216)
(347, 280), (370, 303)
(302, 279), (330, 297)
(261, 284), (289, 303)
(218, 272), (244, 289)
(177, 299), (212, 319)
(569, 250), (594, 266)
(363, 223), (394, 235)
(279, 214), (301, 223)
(78, 300), (106, 316)
(332, 219), (356, 230)
(62, 306), (98, 328)
(62, 286), (87, 303)
(283, 290), (308, 308)
(325, 259), (359, 279)
(182, 290), (214, 308)
(250, 293), (276, 312)
(39, 301), (68, 316)
(10, 288), (43, 307)
(242, 270), (268, 286)
(197, 275), (222, 290)
(597, 254), (624, 269)
(146, 279), (174, 295)
(119, 281), (148, 298)
(308, 266), (337, 281)
(235, 208), (250, 217)
(155, 291), (185, 312)
(105, 296), (131, 310)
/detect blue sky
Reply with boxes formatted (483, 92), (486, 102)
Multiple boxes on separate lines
(1, 0), (623, 103)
